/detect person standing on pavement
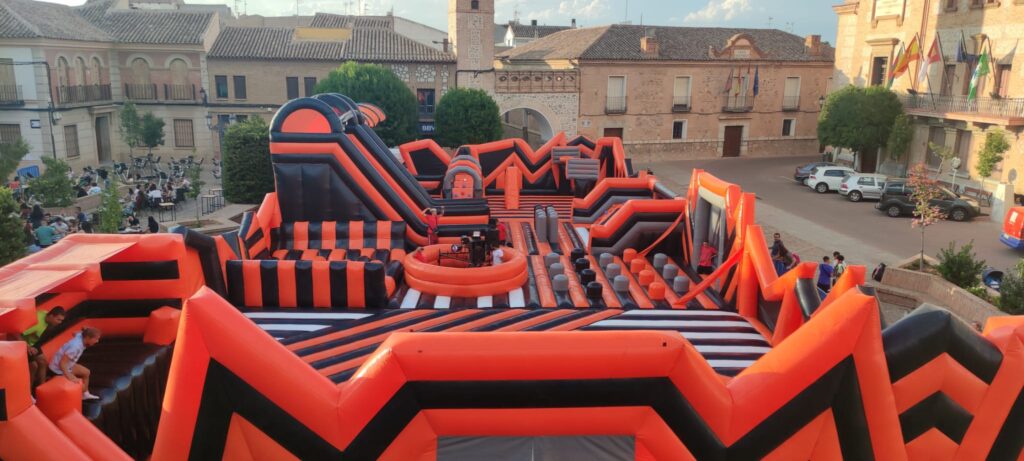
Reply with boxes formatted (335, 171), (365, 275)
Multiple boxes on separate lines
(817, 256), (834, 292)
(833, 254), (848, 285)
(770, 233), (786, 274)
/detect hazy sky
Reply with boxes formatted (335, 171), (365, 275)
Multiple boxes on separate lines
(48, 0), (840, 43)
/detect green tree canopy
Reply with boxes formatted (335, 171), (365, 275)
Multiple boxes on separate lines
(435, 88), (503, 147)
(818, 85), (904, 163)
(29, 157), (76, 208)
(97, 177), (123, 234)
(119, 101), (141, 154)
(0, 188), (26, 265)
(886, 114), (913, 160)
(314, 61), (418, 146)
(139, 112), (165, 154)
(222, 117), (274, 204)
(976, 129), (1010, 186)
(0, 138), (30, 182)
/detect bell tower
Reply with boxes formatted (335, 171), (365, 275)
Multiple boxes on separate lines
(448, 0), (495, 88)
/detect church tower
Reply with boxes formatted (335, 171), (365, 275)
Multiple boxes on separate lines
(448, 0), (495, 89)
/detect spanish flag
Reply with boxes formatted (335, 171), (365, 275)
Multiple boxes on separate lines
(890, 36), (921, 85)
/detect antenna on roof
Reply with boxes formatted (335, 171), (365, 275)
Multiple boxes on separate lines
(624, 0), (628, 23)
(639, 12), (643, 26)
(767, 16), (772, 28)
(513, 3), (520, 24)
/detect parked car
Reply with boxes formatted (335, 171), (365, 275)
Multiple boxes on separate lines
(804, 166), (856, 193)
(839, 173), (888, 202)
(875, 180), (981, 221)
(794, 161), (836, 182)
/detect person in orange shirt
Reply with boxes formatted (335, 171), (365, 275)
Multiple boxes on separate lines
(697, 241), (717, 275)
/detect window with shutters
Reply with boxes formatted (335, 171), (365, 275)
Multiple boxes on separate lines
(215, 75), (228, 98)
(233, 75), (246, 99)
(606, 76), (626, 113)
(997, 65), (1012, 97)
(173, 119), (194, 148)
(304, 77), (317, 96)
(0, 124), (21, 144)
(286, 77), (299, 100)
(672, 120), (687, 140)
(783, 77), (800, 110)
(870, 57), (888, 86)
(672, 76), (691, 111)
(64, 125), (80, 158)
(941, 64), (957, 96)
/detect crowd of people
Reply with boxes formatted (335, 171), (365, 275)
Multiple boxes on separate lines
(770, 232), (848, 293)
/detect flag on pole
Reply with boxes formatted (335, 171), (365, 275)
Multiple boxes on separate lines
(956, 31), (977, 64)
(891, 35), (920, 82)
(734, 70), (741, 96)
(723, 68), (734, 94)
(753, 66), (760, 96)
(917, 34), (942, 91)
(968, 43), (991, 101)
(888, 43), (904, 88)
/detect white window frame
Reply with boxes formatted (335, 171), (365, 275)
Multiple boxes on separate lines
(672, 119), (688, 140)
(673, 76), (691, 108)
(782, 118), (796, 137)
(606, 75), (627, 112)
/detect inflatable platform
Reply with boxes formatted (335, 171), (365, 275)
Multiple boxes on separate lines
(1, 93), (1023, 460)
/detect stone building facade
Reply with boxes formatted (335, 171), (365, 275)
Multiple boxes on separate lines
(833, 0), (1023, 217)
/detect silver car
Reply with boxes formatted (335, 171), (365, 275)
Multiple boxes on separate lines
(839, 173), (887, 202)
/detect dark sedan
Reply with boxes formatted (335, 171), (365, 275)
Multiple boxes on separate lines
(794, 161), (837, 182)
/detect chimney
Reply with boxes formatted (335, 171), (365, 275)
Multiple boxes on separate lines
(805, 34), (822, 56)
(531, 19), (537, 26)
(641, 28), (658, 56)
(442, 38), (449, 53)
(571, 18), (576, 28)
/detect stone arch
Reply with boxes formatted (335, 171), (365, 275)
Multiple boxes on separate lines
(492, 92), (578, 140)
(169, 58), (189, 85)
(74, 56), (87, 86)
(131, 57), (151, 84)
(55, 56), (70, 87)
(90, 56), (103, 85)
(162, 54), (194, 69)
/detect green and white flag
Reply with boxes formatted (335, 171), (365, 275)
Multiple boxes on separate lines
(968, 47), (990, 101)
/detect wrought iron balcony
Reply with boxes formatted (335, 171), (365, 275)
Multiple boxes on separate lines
(0, 85), (23, 105)
(57, 84), (111, 105)
(722, 94), (752, 112)
(605, 96), (627, 114)
(782, 95), (800, 111)
(125, 83), (158, 101)
(165, 84), (197, 101)
(900, 92), (1024, 125)
(672, 95), (691, 112)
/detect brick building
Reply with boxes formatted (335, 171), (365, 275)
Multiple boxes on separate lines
(833, 0), (1023, 217)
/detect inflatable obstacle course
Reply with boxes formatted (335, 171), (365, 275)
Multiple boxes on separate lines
(0, 93), (1023, 460)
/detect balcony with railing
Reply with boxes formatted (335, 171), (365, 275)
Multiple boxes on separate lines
(672, 95), (691, 112)
(899, 92), (1024, 126)
(606, 96), (627, 114)
(57, 84), (111, 105)
(782, 95), (800, 111)
(164, 84), (197, 102)
(125, 83), (157, 101)
(723, 94), (752, 112)
(418, 104), (435, 117)
(0, 85), (23, 106)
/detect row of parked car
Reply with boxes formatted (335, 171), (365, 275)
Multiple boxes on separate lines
(794, 162), (982, 222)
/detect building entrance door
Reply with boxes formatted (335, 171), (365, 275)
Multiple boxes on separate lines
(95, 115), (111, 163)
(723, 126), (743, 157)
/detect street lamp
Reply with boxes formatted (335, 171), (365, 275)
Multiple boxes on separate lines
(205, 113), (235, 157)
(818, 95), (826, 109)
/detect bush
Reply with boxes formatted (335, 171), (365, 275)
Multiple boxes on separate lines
(935, 240), (986, 289)
(223, 117), (274, 204)
(0, 188), (26, 266)
(96, 177), (123, 234)
(29, 157), (76, 208)
(0, 138), (30, 182)
(435, 88), (503, 147)
(999, 262), (1024, 314)
(314, 61), (419, 146)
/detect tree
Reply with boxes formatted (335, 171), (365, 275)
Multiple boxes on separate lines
(119, 101), (142, 156)
(999, 261), (1024, 314)
(907, 163), (946, 271)
(927, 141), (958, 177)
(96, 177), (123, 234)
(886, 114), (913, 160)
(818, 85), (904, 169)
(314, 61), (418, 146)
(0, 188), (26, 266)
(139, 112), (165, 155)
(0, 138), (30, 183)
(976, 129), (1010, 190)
(435, 88), (503, 147)
(223, 117), (274, 204)
(935, 240), (986, 289)
(29, 157), (75, 208)
(186, 163), (205, 227)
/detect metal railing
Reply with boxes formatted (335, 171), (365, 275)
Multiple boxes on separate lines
(57, 84), (111, 105)
(165, 83), (196, 101)
(672, 95), (691, 112)
(418, 104), (435, 116)
(723, 94), (752, 112)
(900, 92), (1024, 118)
(125, 83), (157, 100)
(0, 84), (23, 105)
(606, 96), (627, 114)
(782, 95), (800, 110)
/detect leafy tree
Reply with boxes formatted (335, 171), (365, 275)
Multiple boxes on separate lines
(0, 188), (26, 265)
(435, 88), (503, 147)
(139, 112), (165, 155)
(223, 117), (274, 204)
(976, 129), (1010, 190)
(119, 101), (142, 156)
(999, 261), (1024, 314)
(935, 240), (986, 289)
(314, 61), (418, 146)
(186, 163), (205, 227)
(0, 139), (30, 183)
(907, 163), (946, 271)
(29, 157), (75, 208)
(927, 141), (958, 177)
(96, 177), (123, 234)
(818, 85), (903, 170)
(886, 114), (913, 160)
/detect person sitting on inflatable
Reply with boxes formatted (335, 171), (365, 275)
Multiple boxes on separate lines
(22, 306), (66, 391)
(49, 327), (102, 400)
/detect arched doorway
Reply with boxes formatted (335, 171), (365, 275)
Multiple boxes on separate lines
(500, 108), (553, 149)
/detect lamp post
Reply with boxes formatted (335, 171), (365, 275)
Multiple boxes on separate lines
(818, 95), (826, 110)
(205, 113), (234, 158)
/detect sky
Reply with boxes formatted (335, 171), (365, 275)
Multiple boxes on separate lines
(48, 0), (840, 44)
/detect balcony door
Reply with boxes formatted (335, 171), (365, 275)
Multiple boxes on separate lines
(607, 76), (626, 113)
(95, 115), (111, 163)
